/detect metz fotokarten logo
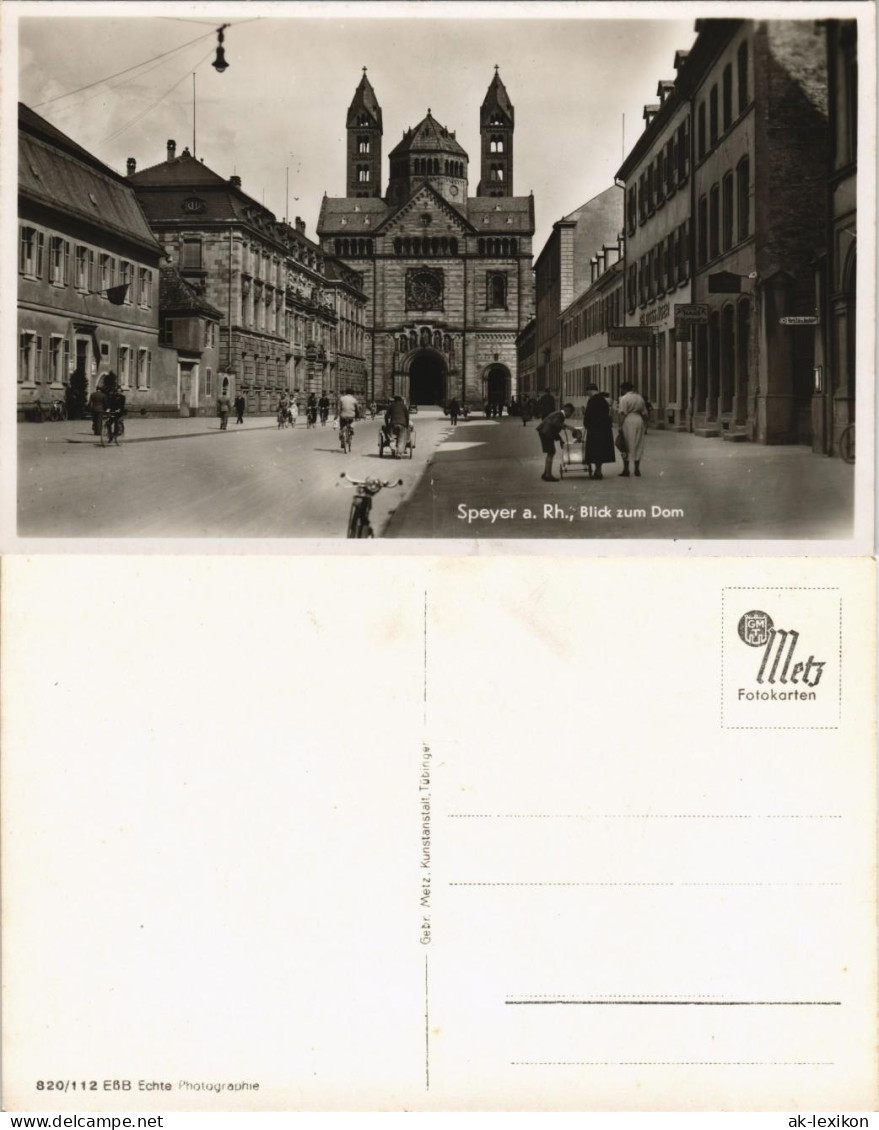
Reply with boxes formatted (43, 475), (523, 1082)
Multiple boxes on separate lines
(736, 609), (825, 701)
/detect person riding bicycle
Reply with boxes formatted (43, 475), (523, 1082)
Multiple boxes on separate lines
(318, 392), (330, 425)
(306, 392), (318, 427)
(337, 388), (359, 449)
(384, 395), (410, 457)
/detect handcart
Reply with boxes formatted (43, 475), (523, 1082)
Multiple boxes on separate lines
(378, 422), (416, 459)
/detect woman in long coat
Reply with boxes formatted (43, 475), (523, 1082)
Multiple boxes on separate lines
(583, 389), (616, 480)
(618, 382), (649, 476)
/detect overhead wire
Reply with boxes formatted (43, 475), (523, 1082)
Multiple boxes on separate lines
(98, 45), (215, 148)
(56, 38), (209, 114)
(32, 28), (216, 108)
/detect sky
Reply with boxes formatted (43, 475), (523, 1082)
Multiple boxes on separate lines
(18, 6), (695, 253)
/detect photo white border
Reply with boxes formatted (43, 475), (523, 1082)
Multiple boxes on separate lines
(2, 0), (874, 556)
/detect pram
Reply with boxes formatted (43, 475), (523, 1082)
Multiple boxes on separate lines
(558, 427), (591, 479)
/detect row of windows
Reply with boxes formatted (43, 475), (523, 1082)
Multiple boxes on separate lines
(18, 332), (152, 389)
(396, 329), (456, 356)
(564, 363), (623, 399)
(627, 118), (690, 234)
(628, 221), (691, 311)
(336, 238), (375, 257)
(697, 40), (749, 160)
(239, 352), (289, 387)
(357, 136), (371, 154)
(393, 236), (459, 257)
(19, 228), (153, 306)
(488, 164), (506, 182)
(356, 165), (371, 183)
(478, 238), (519, 257)
(697, 159), (750, 266)
(488, 135), (506, 153)
(562, 286), (624, 348)
(409, 157), (466, 178)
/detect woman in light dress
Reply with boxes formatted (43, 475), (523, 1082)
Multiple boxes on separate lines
(617, 381), (649, 477)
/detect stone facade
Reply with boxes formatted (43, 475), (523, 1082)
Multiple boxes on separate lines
(619, 72), (693, 429)
(561, 256), (625, 415)
(533, 186), (624, 404)
(814, 19), (857, 456)
(317, 70), (534, 409)
(130, 145), (365, 415)
(17, 105), (167, 419)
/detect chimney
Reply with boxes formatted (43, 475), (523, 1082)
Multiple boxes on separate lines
(166, 139), (176, 162)
(126, 157), (136, 176)
(229, 175), (242, 188)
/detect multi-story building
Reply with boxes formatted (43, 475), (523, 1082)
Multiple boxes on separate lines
(814, 19), (857, 456)
(323, 257), (368, 396)
(17, 104), (166, 419)
(560, 251), (625, 415)
(533, 186), (623, 403)
(617, 69), (693, 429)
(129, 145), (354, 414)
(685, 19), (829, 444)
(158, 266), (222, 415)
(515, 317), (537, 402)
(317, 68), (535, 408)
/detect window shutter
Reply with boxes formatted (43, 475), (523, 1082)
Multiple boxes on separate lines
(147, 352), (152, 389)
(35, 336), (43, 382)
(63, 340), (71, 384)
(36, 232), (45, 278)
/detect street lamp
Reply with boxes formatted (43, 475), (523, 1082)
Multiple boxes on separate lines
(212, 24), (230, 73)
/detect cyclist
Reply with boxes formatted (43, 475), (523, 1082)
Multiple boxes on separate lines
(103, 375), (126, 443)
(318, 391), (330, 426)
(369, 401), (377, 420)
(337, 388), (359, 451)
(306, 392), (318, 428)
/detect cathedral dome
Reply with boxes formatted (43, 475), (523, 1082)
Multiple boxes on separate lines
(388, 111), (468, 158)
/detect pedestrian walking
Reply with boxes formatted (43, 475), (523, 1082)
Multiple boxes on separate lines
(583, 386), (616, 480)
(234, 393), (245, 425)
(537, 402), (575, 482)
(448, 397), (460, 426)
(88, 385), (107, 436)
(217, 390), (231, 430)
(289, 399), (298, 427)
(618, 382), (649, 477)
(537, 387), (556, 420)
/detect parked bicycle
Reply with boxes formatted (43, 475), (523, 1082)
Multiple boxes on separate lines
(838, 422), (855, 464)
(49, 399), (67, 422)
(341, 472), (402, 538)
(100, 410), (125, 446)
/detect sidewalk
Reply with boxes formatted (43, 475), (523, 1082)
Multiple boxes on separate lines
(385, 418), (855, 540)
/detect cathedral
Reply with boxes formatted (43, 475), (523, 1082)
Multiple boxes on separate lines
(316, 68), (535, 407)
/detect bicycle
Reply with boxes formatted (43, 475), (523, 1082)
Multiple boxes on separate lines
(306, 407), (317, 429)
(100, 411), (125, 446)
(341, 473), (403, 538)
(277, 407), (289, 429)
(49, 399), (67, 422)
(339, 419), (354, 454)
(838, 422), (855, 464)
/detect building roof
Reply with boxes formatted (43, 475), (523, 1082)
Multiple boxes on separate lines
(159, 265), (223, 319)
(481, 68), (515, 126)
(130, 148), (325, 263)
(346, 70), (383, 131)
(388, 112), (468, 158)
(19, 103), (162, 255)
(318, 187), (534, 235)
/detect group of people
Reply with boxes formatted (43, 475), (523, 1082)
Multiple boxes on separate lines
(536, 383), (649, 482)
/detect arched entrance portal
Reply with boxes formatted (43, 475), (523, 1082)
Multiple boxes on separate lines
(483, 363), (510, 408)
(408, 349), (447, 405)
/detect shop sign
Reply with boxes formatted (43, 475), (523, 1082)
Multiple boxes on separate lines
(607, 326), (654, 347)
(674, 303), (709, 325)
(779, 316), (819, 325)
(639, 302), (670, 328)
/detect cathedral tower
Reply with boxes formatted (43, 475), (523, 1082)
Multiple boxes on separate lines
(346, 69), (383, 198)
(477, 67), (514, 197)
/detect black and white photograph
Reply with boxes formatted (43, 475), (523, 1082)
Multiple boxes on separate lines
(5, 1), (873, 543)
